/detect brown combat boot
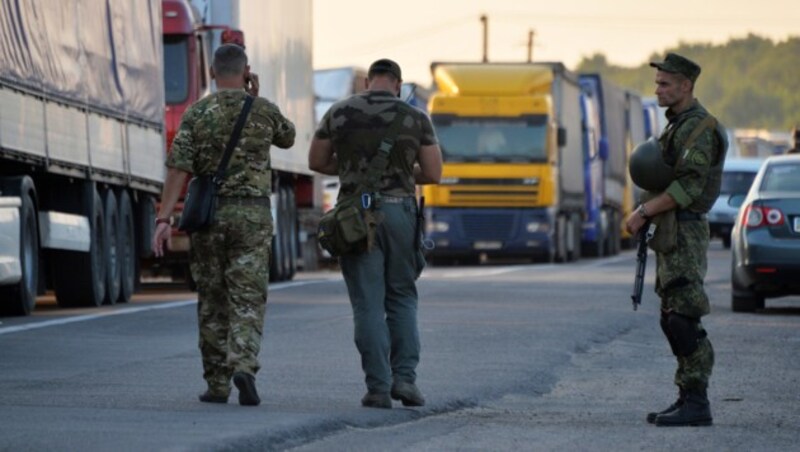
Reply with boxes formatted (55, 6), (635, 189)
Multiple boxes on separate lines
(655, 388), (712, 427)
(390, 381), (426, 407)
(361, 391), (392, 409)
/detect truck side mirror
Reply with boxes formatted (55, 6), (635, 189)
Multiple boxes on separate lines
(599, 137), (609, 160)
(557, 127), (567, 147)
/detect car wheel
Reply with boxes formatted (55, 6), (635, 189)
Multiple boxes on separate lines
(731, 293), (765, 312)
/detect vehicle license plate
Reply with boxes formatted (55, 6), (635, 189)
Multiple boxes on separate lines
(474, 241), (502, 250)
(794, 217), (800, 233)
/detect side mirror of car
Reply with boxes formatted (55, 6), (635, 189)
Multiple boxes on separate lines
(728, 194), (747, 208)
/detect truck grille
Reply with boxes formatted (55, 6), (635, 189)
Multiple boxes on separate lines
(462, 213), (515, 240)
(449, 188), (540, 207)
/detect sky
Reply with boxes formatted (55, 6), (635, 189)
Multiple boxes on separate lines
(313, 0), (799, 85)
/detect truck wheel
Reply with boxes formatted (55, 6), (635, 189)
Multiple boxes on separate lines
(270, 188), (285, 282)
(0, 190), (39, 316)
(54, 186), (106, 307)
(117, 190), (135, 303)
(722, 234), (732, 249)
(102, 189), (121, 305)
(594, 212), (607, 258)
(567, 214), (582, 261)
(280, 186), (292, 279)
(554, 215), (567, 263)
(286, 186), (297, 280)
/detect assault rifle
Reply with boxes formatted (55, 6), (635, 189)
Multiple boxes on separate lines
(631, 222), (657, 310)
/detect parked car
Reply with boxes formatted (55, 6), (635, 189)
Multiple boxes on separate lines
(708, 158), (764, 248)
(730, 154), (800, 312)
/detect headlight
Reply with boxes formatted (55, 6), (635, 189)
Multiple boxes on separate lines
(526, 221), (548, 233)
(427, 221), (450, 233)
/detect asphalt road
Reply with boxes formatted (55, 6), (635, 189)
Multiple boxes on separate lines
(0, 243), (798, 451)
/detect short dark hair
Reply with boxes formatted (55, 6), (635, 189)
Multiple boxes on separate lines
(368, 58), (402, 82)
(212, 44), (247, 78)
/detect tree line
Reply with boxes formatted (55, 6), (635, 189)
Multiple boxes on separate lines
(576, 34), (800, 130)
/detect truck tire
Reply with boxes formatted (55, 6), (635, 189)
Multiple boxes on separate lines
(117, 190), (135, 303)
(54, 185), (106, 308)
(568, 213), (582, 262)
(286, 186), (297, 280)
(270, 188), (285, 282)
(554, 214), (567, 263)
(0, 190), (39, 316)
(102, 189), (121, 305)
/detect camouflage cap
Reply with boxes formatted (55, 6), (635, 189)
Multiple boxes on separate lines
(368, 58), (402, 80)
(650, 53), (701, 83)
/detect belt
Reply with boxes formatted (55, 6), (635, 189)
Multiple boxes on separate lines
(676, 210), (705, 221)
(215, 196), (271, 207)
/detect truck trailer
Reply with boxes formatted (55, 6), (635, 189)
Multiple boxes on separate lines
(156, 0), (318, 282)
(424, 62), (585, 263)
(578, 74), (630, 255)
(0, 0), (165, 315)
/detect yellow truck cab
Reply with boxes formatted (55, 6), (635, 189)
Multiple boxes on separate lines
(424, 63), (585, 263)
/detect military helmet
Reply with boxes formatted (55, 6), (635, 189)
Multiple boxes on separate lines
(629, 137), (673, 192)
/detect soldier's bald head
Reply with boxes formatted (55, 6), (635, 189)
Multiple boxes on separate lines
(213, 44), (248, 78)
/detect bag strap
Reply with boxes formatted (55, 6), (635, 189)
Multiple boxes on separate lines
(357, 104), (410, 194)
(214, 95), (255, 183)
(683, 115), (717, 153)
(665, 113), (717, 170)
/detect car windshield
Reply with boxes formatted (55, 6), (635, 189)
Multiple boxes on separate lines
(761, 162), (800, 192)
(163, 36), (189, 105)
(432, 115), (547, 163)
(721, 171), (757, 194)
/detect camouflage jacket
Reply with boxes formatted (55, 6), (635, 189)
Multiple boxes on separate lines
(167, 89), (295, 197)
(315, 90), (438, 198)
(659, 100), (726, 213)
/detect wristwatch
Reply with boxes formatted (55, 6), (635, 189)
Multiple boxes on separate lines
(637, 204), (650, 219)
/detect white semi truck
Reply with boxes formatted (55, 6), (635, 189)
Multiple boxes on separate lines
(0, 0), (165, 315)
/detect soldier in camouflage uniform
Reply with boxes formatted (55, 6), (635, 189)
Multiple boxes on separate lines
(626, 53), (726, 427)
(152, 44), (295, 406)
(308, 59), (442, 409)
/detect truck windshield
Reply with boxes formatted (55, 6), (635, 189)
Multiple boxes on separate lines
(163, 36), (190, 105)
(432, 115), (548, 162)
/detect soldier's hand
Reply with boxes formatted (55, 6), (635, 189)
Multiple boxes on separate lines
(152, 222), (172, 258)
(625, 211), (646, 235)
(246, 73), (259, 97)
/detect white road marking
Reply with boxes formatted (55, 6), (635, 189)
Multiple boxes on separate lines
(0, 278), (341, 336)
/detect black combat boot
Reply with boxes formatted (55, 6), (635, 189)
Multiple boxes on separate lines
(646, 387), (685, 424)
(655, 388), (712, 427)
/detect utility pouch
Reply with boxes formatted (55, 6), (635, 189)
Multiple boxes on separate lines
(640, 190), (678, 253)
(648, 209), (678, 253)
(318, 196), (368, 257)
(178, 175), (217, 233)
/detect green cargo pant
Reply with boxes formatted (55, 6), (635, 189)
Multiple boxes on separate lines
(657, 219), (714, 390)
(340, 197), (425, 394)
(190, 204), (272, 395)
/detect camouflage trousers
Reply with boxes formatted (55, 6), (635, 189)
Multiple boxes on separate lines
(656, 219), (714, 390)
(190, 204), (272, 395)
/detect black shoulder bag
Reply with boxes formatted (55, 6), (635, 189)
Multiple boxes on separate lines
(178, 95), (254, 233)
